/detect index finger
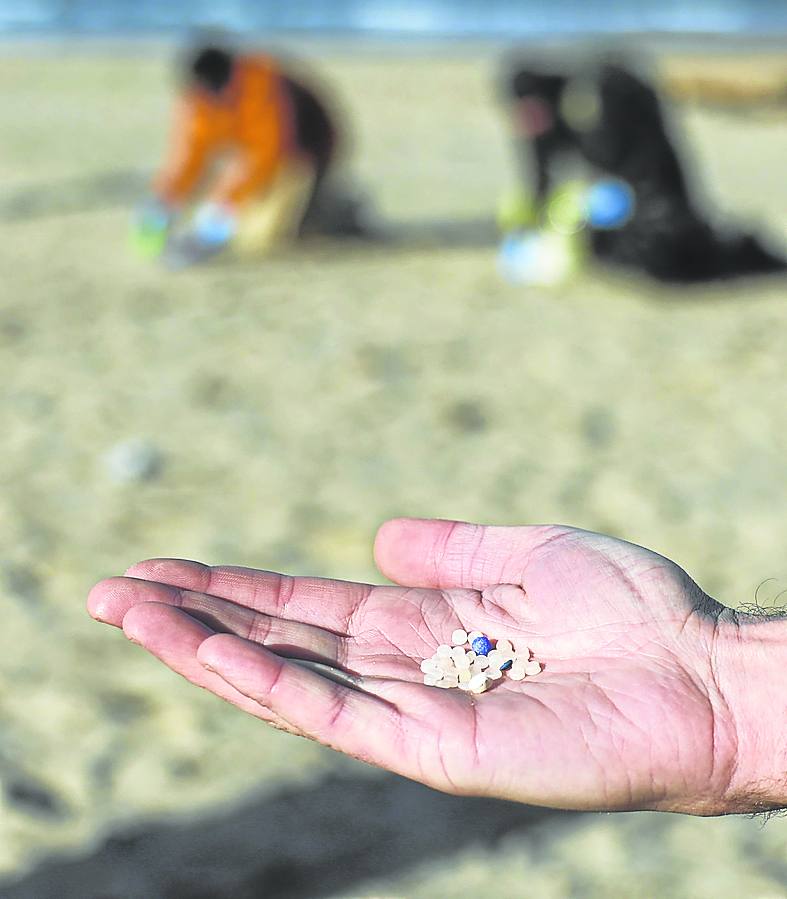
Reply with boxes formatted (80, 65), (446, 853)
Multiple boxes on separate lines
(121, 558), (375, 633)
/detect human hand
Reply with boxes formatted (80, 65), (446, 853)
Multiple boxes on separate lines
(160, 202), (237, 268)
(87, 518), (786, 815)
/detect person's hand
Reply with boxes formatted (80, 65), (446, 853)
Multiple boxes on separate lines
(160, 202), (237, 268)
(87, 518), (786, 815)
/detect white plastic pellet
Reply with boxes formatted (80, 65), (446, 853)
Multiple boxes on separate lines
(435, 679), (454, 688)
(458, 669), (472, 684)
(467, 631), (483, 643)
(441, 675), (459, 688)
(451, 629), (468, 646)
(436, 644), (452, 657)
(423, 674), (439, 686)
(487, 649), (504, 666)
(450, 645), (466, 661)
(525, 661), (542, 676)
(487, 667), (504, 680)
(420, 659), (439, 674)
(509, 663), (526, 681)
(466, 650), (477, 662)
(455, 652), (471, 670)
(475, 655), (489, 670)
(439, 656), (457, 673)
(496, 639), (513, 654)
(468, 673), (490, 694)
(458, 680), (473, 691)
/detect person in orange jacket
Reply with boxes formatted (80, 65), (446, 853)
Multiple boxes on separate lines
(136, 41), (364, 265)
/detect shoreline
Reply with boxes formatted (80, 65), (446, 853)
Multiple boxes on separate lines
(1, 30), (787, 57)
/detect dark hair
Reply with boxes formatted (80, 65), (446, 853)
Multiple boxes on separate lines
(190, 46), (235, 93)
(508, 67), (567, 103)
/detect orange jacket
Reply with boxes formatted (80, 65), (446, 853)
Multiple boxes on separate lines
(154, 55), (294, 209)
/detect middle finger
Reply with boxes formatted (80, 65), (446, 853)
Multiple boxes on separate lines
(95, 576), (347, 666)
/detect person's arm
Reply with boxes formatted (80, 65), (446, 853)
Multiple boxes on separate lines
(511, 93), (561, 210)
(528, 135), (553, 207)
(153, 95), (214, 208)
(208, 64), (289, 208)
(87, 517), (787, 816)
(714, 616), (787, 812)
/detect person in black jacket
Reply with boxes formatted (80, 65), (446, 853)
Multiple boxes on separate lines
(503, 56), (785, 283)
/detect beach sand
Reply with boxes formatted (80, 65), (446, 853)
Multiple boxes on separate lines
(0, 41), (786, 897)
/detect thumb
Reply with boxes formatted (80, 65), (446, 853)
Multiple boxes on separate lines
(374, 517), (567, 590)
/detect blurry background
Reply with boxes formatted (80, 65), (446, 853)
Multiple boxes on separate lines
(1, 1), (787, 897)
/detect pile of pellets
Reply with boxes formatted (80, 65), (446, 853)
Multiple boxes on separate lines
(420, 629), (542, 694)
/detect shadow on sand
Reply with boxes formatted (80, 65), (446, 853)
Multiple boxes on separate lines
(0, 170), (149, 223)
(0, 771), (575, 899)
(0, 169), (499, 250)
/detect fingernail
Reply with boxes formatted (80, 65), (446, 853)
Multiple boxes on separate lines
(202, 662), (216, 672)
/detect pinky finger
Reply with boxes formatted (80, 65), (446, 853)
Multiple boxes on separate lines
(197, 633), (407, 772)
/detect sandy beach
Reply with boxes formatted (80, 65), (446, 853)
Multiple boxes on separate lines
(1, 40), (786, 897)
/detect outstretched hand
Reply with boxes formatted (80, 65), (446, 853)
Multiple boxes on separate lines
(88, 518), (762, 815)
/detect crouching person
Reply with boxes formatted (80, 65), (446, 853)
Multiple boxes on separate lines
(135, 40), (366, 266)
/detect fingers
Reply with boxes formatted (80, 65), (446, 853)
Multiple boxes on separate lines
(374, 517), (571, 590)
(197, 633), (412, 773)
(120, 602), (303, 736)
(88, 573), (477, 678)
(121, 559), (374, 634)
(89, 577), (345, 666)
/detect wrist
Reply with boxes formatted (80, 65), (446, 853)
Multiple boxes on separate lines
(713, 614), (787, 813)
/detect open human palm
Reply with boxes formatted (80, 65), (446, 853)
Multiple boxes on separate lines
(88, 518), (745, 815)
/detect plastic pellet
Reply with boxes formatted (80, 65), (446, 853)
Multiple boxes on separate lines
(509, 663), (526, 681)
(471, 635), (493, 656)
(468, 674), (490, 694)
(420, 632), (543, 694)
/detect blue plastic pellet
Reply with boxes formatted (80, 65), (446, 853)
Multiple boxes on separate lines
(471, 635), (492, 656)
(500, 659), (513, 671)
